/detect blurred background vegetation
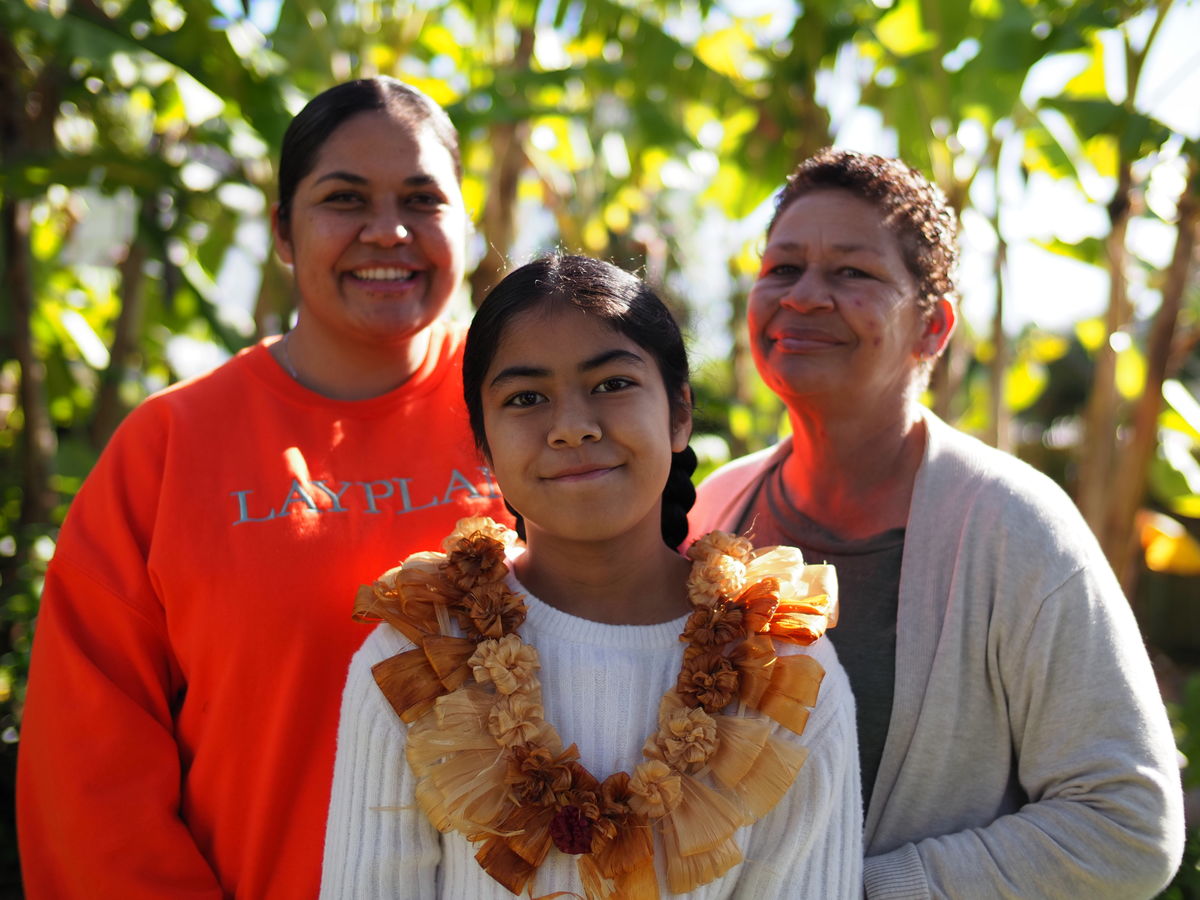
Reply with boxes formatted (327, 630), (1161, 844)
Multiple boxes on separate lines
(2, 0), (1199, 895)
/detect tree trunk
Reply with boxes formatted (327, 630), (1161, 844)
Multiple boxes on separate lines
(0, 30), (59, 573)
(468, 28), (534, 308)
(987, 210), (1011, 451)
(1076, 164), (1134, 534)
(3, 200), (57, 531)
(90, 197), (153, 448)
(1104, 162), (1199, 594)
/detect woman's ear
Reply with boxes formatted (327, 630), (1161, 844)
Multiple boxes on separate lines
(921, 298), (957, 358)
(271, 202), (294, 266)
(671, 384), (694, 453)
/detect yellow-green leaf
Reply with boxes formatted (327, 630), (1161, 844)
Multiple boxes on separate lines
(1115, 343), (1146, 400)
(1075, 317), (1106, 353)
(1005, 359), (1048, 412)
(874, 0), (938, 57)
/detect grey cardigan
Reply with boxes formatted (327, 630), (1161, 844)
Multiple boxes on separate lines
(688, 410), (1184, 899)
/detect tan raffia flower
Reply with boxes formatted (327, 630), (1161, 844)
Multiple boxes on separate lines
(441, 531), (510, 592)
(443, 516), (515, 552)
(654, 705), (719, 772)
(686, 531), (754, 566)
(489, 693), (549, 748)
(454, 582), (527, 640)
(686, 554), (747, 608)
(470, 634), (541, 695)
(676, 650), (740, 713)
(507, 744), (579, 808)
(680, 603), (746, 649)
(627, 760), (683, 820)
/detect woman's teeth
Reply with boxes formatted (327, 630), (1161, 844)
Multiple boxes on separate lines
(353, 267), (416, 281)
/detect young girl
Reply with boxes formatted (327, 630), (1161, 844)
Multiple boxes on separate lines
(321, 255), (862, 898)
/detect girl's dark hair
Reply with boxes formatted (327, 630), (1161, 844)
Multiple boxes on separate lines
(768, 148), (958, 317)
(277, 77), (461, 224)
(463, 254), (696, 549)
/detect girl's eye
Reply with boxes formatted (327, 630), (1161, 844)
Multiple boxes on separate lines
(594, 377), (634, 394)
(504, 390), (544, 408)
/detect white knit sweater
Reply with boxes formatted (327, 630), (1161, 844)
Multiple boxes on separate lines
(321, 566), (862, 899)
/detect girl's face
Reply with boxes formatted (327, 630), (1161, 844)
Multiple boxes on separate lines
(272, 109), (466, 351)
(480, 305), (691, 547)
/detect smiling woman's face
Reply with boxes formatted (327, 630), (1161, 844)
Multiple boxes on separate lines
(748, 188), (944, 413)
(272, 109), (466, 353)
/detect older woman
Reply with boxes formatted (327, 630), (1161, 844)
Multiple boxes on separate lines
(689, 149), (1184, 898)
(18, 78), (507, 899)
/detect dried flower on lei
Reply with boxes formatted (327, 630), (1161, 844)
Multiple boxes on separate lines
(627, 760), (683, 820)
(681, 602), (746, 648)
(441, 533), (511, 593)
(453, 582), (526, 640)
(676, 650), (740, 713)
(469, 634), (540, 695)
(650, 704), (719, 773)
(507, 744), (580, 808)
(488, 693), (549, 748)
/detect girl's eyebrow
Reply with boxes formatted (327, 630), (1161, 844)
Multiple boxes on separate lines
(312, 171), (438, 187)
(487, 349), (646, 389)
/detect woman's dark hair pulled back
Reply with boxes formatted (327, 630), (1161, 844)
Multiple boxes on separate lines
(277, 77), (461, 225)
(463, 254), (696, 549)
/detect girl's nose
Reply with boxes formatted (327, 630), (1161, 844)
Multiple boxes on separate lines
(548, 398), (601, 447)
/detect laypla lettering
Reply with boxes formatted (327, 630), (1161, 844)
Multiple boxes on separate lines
(230, 467), (500, 525)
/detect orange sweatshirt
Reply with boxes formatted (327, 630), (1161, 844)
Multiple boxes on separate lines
(18, 324), (507, 899)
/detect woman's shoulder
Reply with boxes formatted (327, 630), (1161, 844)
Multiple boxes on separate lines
(689, 441), (789, 541)
(920, 411), (1090, 533)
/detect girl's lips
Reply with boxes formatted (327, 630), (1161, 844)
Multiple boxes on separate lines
(544, 465), (618, 483)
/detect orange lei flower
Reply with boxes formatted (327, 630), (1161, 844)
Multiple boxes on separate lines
(362, 519), (838, 899)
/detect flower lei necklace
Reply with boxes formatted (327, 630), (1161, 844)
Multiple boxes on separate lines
(356, 517), (837, 899)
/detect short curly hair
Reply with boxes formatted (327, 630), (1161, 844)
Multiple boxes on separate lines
(767, 148), (959, 318)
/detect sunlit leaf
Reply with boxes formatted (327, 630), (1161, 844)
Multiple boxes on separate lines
(1169, 495), (1200, 519)
(1161, 409), (1200, 444)
(1115, 343), (1146, 400)
(1061, 40), (1107, 101)
(1075, 318), (1107, 352)
(729, 404), (753, 441)
(1005, 358), (1048, 412)
(694, 26), (753, 80)
(1026, 332), (1071, 364)
(1139, 511), (1200, 575)
(874, 0), (938, 57)
(1164, 380), (1200, 437)
(1082, 134), (1118, 179)
(1033, 236), (1105, 266)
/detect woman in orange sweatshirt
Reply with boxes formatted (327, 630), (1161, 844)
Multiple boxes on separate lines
(17, 77), (507, 899)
